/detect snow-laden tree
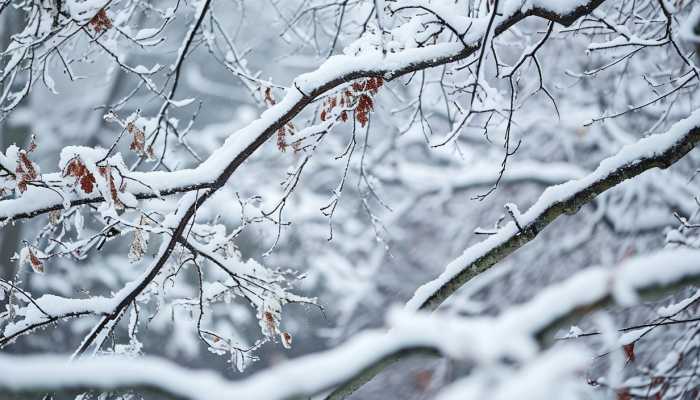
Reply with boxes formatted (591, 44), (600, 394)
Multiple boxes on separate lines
(1, 0), (700, 399)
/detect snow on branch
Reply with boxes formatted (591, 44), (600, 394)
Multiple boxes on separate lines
(17, 0), (608, 359)
(0, 0), (605, 224)
(1, 248), (699, 400)
(324, 106), (700, 399)
(408, 108), (700, 311)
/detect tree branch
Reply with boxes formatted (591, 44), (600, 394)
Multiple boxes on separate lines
(65, 0), (608, 358)
(2, 248), (700, 400)
(326, 107), (700, 399)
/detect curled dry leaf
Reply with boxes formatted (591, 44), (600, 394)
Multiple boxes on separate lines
(623, 343), (636, 363)
(128, 217), (149, 263)
(21, 246), (44, 273)
(15, 150), (38, 193)
(276, 128), (287, 152)
(98, 165), (125, 211)
(263, 87), (276, 106)
(63, 157), (96, 194)
(318, 77), (382, 127)
(128, 228), (147, 263)
(127, 121), (147, 157)
(48, 210), (61, 225)
(263, 310), (278, 336)
(355, 94), (373, 127)
(26, 134), (37, 153)
(275, 123), (296, 153)
(280, 331), (292, 349)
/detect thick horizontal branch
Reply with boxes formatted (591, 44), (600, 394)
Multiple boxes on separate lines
(1, 248), (699, 400)
(0, 178), (213, 223)
(1, 293), (128, 347)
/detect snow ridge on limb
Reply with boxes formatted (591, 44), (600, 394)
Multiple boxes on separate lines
(1, 248), (699, 400)
(408, 108), (700, 311)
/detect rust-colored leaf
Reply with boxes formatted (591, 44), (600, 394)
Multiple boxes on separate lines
(28, 248), (44, 273)
(89, 9), (113, 33)
(281, 331), (292, 349)
(264, 87), (276, 106)
(276, 128), (287, 152)
(127, 121), (146, 156)
(263, 311), (278, 336)
(64, 157), (97, 194)
(80, 174), (96, 193)
(17, 151), (37, 180)
(616, 388), (631, 400)
(623, 343), (635, 363)
(100, 167), (125, 210)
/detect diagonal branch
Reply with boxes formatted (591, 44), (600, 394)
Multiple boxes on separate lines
(0, 0), (605, 224)
(67, 0), (609, 357)
(409, 108), (700, 311)
(325, 107), (700, 399)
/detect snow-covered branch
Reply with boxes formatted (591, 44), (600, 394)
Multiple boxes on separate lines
(326, 107), (700, 398)
(409, 108), (700, 311)
(1, 248), (699, 400)
(0, 0), (605, 224)
(3, 0), (700, 398)
(34, 0), (609, 359)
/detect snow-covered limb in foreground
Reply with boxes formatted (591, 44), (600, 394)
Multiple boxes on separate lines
(408, 108), (700, 311)
(433, 346), (592, 400)
(6, 99), (700, 378)
(1, 248), (699, 400)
